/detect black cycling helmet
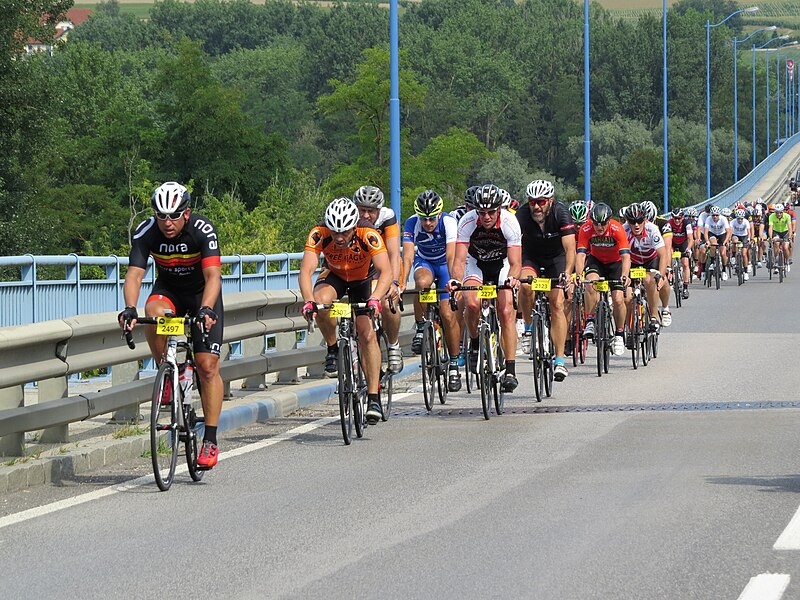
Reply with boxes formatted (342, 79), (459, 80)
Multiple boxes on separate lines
(474, 184), (502, 210)
(704, 203), (712, 213)
(464, 185), (479, 209)
(671, 207), (684, 218)
(415, 190), (443, 217)
(626, 203), (646, 221)
(590, 202), (613, 224)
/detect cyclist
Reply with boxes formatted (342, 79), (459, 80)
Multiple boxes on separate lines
(730, 208), (754, 280)
(790, 178), (798, 205)
(499, 188), (518, 214)
(352, 185), (404, 374)
(624, 202), (668, 331)
(516, 179), (576, 382)
(569, 201), (590, 227)
(751, 202), (767, 266)
(300, 197), (393, 424)
(694, 204), (713, 279)
(667, 208), (693, 299)
(768, 202), (792, 274)
(402, 190), (462, 392)
(119, 182), (224, 469)
(575, 202), (630, 356)
(448, 184), (523, 392)
(451, 185), (479, 223)
(703, 206), (732, 280)
(641, 200), (673, 327)
(784, 201), (797, 266)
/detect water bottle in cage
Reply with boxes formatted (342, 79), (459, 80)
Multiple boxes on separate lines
(179, 362), (194, 403)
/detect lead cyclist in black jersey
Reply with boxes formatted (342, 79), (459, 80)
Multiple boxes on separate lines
(118, 182), (224, 470)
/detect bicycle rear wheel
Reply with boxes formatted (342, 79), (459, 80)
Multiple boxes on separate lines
(779, 251), (785, 283)
(672, 261), (682, 308)
(602, 306), (612, 374)
(184, 406), (204, 482)
(493, 336), (504, 416)
(630, 312), (640, 370)
(150, 362), (179, 491)
(337, 340), (354, 445)
(595, 301), (605, 378)
(715, 258), (721, 290)
(543, 316), (554, 398)
(479, 324), (493, 420)
(463, 326), (475, 394)
(421, 325), (436, 412)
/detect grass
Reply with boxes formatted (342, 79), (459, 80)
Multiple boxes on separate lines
(112, 422), (147, 439)
(141, 434), (171, 458)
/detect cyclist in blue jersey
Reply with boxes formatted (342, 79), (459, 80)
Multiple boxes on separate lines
(402, 190), (462, 391)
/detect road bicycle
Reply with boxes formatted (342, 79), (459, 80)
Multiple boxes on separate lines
(627, 267), (661, 369)
(124, 315), (206, 492)
(451, 282), (518, 420)
(772, 236), (788, 283)
(669, 251), (683, 308)
(733, 241), (746, 286)
(569, 276), (588, 368)
(410, 288), (449, 411)
(704, 243), (722, 290)
(307, 300), (386, 445)
(524, 276), (557, 402)
(581, 278), (620, 378)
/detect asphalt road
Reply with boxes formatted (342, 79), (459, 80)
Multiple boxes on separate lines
(3, 266), (800, 599)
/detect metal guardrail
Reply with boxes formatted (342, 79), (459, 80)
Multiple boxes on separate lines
(0, 290), (416, 455)
(0, 253), (307, 327)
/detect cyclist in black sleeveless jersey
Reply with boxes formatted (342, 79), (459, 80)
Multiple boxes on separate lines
(119, 182), (224, 470)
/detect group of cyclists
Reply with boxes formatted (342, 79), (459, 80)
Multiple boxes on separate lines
(118, 177), (798, 472)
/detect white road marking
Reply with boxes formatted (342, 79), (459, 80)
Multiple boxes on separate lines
(0, 416), (339, 531)
(737, 574), (790, 600)
(774, 503), (800, 549)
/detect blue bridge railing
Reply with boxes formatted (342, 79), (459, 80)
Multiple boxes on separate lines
(0, 253), (306, 327)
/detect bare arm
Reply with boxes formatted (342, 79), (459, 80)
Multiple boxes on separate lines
(402, 240), (415, 292)
(299, 250), (321, 302)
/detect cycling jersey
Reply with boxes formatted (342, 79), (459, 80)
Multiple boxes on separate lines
(576, 220), (630, 264)
(456, 210), (522, 264)
(403, 213), (457, 263)
(653, 216), (673, 236)
(696, 212), (710, 232)
(515, 200), (576, 261)
(450, 205), (469, 223)
(704, 216), (731, 238)
(129, 214), (222, 294)
(668, 217), (693, 245)
(769, 212), (792, 233)
(372, 207), (401, 241)
(730, 218), (751, 238)
(624, 222), (665, 265)
(305, 219), (387, 282)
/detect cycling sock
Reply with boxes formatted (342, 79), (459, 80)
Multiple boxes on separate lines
(554, 357), (565, 366)
(204, 425), (217, 445)
(524, 323), (533, 332)
(470, 337), (479, 351)
(449, 357), (459, 366)
(388, 341), (400, 349)
(327, 344), (337, 354)
(505, 360), (515, 376)
(586, 314), (595, 321)
(368, 393), (380, 405)
(615, 329), (624, 336)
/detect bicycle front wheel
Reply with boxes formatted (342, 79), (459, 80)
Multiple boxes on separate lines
(543, 317), (554, 398)
(595, 300), (606, 378)
(150, 362), (179, 491)
(435, 319), (449, 405)
(421, 325), (436, 412)
(479, 324), (493, 420)
(337, 340), (354, 445)
(493, 334), (504, 416)
(531, 313), (543, 401)
(353, 347), (367, 439)
(184, 406), (204, 482)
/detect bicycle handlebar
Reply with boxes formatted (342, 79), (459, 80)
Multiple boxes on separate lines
(122, 315), (209, 349)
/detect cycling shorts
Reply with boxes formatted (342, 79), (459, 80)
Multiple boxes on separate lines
(674, 240), (690, 255)
(412, 258), (451, 300)
(463, 256), (508, 286)
(773, 230), (790, 241)
(522, 254), (567, 288)
(731, 235), (750, 247)
(315, 269), (373, 314)
(584, 256), (625, 292)
(147, 279), (224, 356)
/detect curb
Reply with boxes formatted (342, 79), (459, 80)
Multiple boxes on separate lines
(0, 360), (421, 494)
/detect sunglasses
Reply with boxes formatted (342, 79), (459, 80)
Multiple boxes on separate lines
(528, 198), (549, 207)
(627, 217), (645, 225)
(477, 209), (498, 217)
(593, 220), (609, 228)
(420, 215), (439, 222)
(155, 210), (186, 221)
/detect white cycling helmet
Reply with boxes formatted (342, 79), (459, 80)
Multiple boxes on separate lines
(325, 197), (360, 232)
(710, 206), (722, 215)
(721, 207), (732, 217)
(641, 200), (657, 221)
(735, 208), (746, 218)
(151, 182), (190, 214)
(526, 179), (554, 200)
(352, 185), (385, 209)
(498, 188), (512, 208)
(774, 203), (785, 213)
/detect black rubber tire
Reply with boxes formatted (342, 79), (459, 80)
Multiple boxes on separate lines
(337, 340), (353, 445)
(421, 325), (436, 412)
(151, 362), (179, 492)
(479, 325), (492, 420)
(185, 406), (204, 482)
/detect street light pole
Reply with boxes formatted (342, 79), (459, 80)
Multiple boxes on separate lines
(663, 0), (668, 213)
(706, 6), (759, 199)
(733, 26), (776, 182)
(754, 37), (792, 166)
(583, 0), (590, 203)
(389, 0), (400, 221)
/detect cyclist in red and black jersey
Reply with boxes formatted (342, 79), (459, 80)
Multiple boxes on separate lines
(668, 208), (693, 299)
(119, 182), (223, 469)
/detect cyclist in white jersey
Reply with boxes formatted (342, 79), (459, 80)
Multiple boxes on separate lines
(448, 184), (522, 392)
(694, 204), (711, 277)
(730, 209), (754, 280)
(703, 206), (731, 280)
(623, 203), (667, 328)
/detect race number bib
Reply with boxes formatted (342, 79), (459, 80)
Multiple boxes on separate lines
(478, 285), (497, 299)
(531, 278), (552, 292)
(329, 302), (352, 318)
(630, 267), (647, 279)
(419, 289), (438, 303)
(156, 317), (185, 336)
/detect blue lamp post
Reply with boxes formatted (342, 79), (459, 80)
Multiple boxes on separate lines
(734, 26), (776, 182)
(662, 0), (668, 213)
(389, 0), (400, 221)
(753, 37), (791, 166)
(583, 0), (590, 202)
(706, 6), (759, 199)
